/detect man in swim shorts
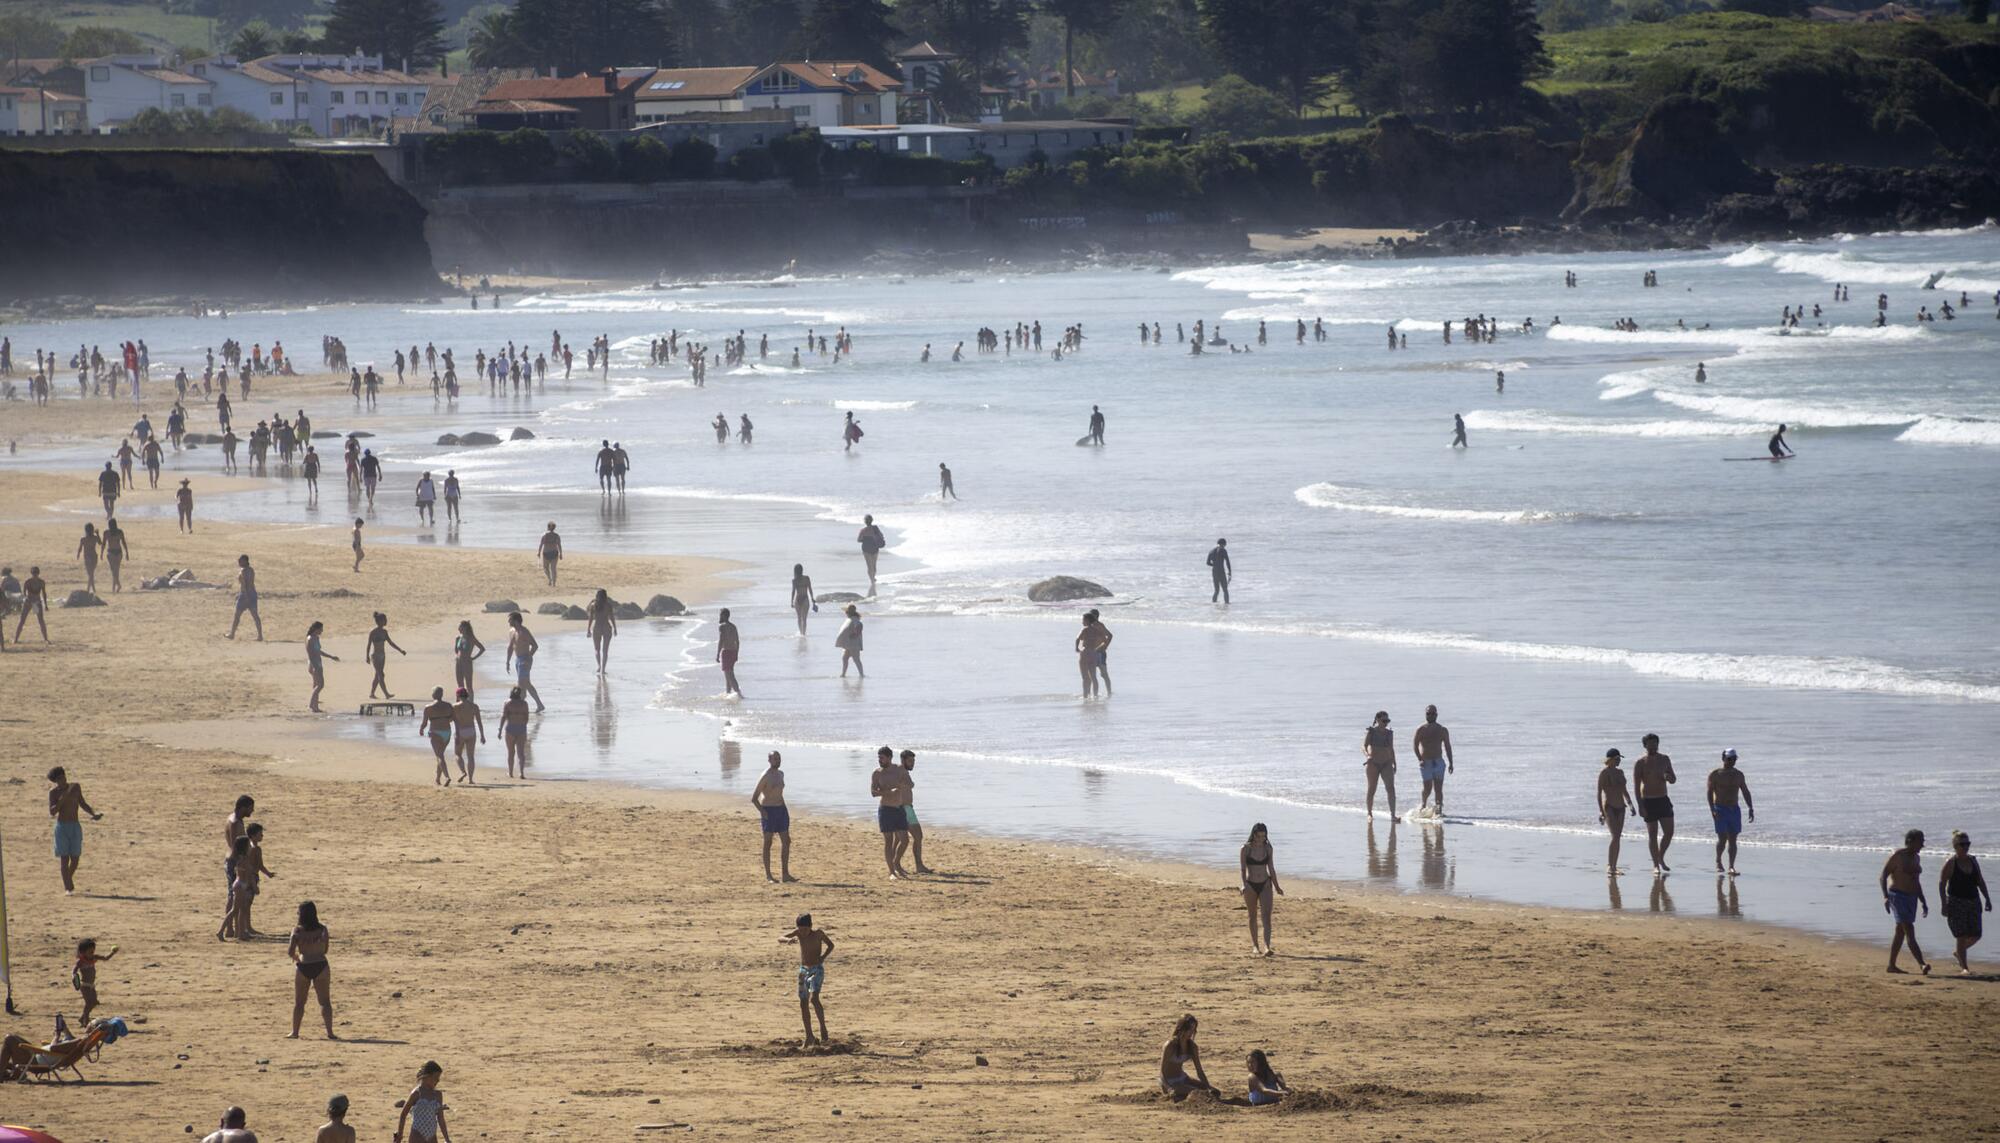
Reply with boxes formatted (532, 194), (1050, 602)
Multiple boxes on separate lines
(506, 612), (544, 712)
(48, 766), (102, 893)
(869, 746), (910, 879)
(1706, 749), (1755, 876)
(1633, 733), (1677, 875)
(1880, 829), (1931, 975)
(1412, 705), (1454, 815)
(751, 752), (793, 882)
(781, 913), (834, 1047)
(900, 749), (934, 875)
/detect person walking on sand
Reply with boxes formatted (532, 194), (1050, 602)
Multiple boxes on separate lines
(395, 1061), (451, 1143)
(306, 621), (339, 712)
(287, 900), (335, 1040)
(316, 1095), (355, 1143)
(1412, 705), (1454, 815)
(302, 446), (320, 501)
(715, 607), (744, 696)
(97, 461), (120, 517)
(586, 588), (617, 673)
(1207, 539), (1231, 604)
(453, 621), (485, 697)
(415, 472), (437, 525)
(443, 470), (461, 523)
(899, 749), (934, 874)
(1941, 831), (1990, 975)
(177, 478), (195, 532)
(14, 566), (49, 643)
(76, 522), (101, 594)
(1881, 829), (1932, 975)
(451, 687), (486, 785)
(1160, 1014), (1216, 1101)
(420, 688), (455, 785)
(537, 523), (563, 586)
(72, 938), (114, 1023)
(48, 766), (102, 893)
(871, 747), (910, 878)
(351, 518), (366, 573)
(789, 563), (817, 636)
(226, 555), (262, 641)
(938, 462), (958, 500)
(836, 604), (865, 678)
(1707, 749), (1755, 875)
(500, 686), (531, 778)
(752, 751), (794, 883)
(1634, 732), (1677, 875)
(506, 612), (544, 712)
(856, 515), (886, 597)
(1240, 822), (1283, 957)
(1363, 710), (1397, 819)
(363, 612), (406, 698)
(781, 913), (835, 1047)
(1598, 748), (1636, 873)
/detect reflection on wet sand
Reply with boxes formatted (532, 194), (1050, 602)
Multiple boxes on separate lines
(720, 737), (742, 777)
(591, 675), (616, 756)
(1366, 820), (1398, 882)
(1607, 873), (1624, 912)
(1418, 823), (1453, 891)
(1716, 876), (1741, 918)
(1650, 877), (1676, 914)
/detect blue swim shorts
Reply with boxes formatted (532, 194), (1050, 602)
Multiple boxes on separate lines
(904, 805), (919, 828)
(877, 805), (905, 833)
(1888, 889), (1919, 926)
(1711, 805), (1743, 835)
(53, 820), (83, 858)
(761, 805), (791, 834)
(1419, 759), (1446, 783)
(797, 963), (824, 998)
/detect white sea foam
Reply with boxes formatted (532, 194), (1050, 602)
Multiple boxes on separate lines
(1546, 324), (1776, 349)
(1646, 390), (1917, 429)
(1895, 416), (2000, 447)
(1293, 483), (1620, 524)
(1462, 410), (1767, 438)
(778, 398), (916, 411)
(1723, 244), (2000, 292)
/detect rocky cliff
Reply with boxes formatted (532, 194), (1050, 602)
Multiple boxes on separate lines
(0, 149), (443, 303)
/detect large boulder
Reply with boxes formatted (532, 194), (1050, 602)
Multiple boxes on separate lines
(1027, 575), (1111, 603)
(560, 604), (589, 620)
(536, 601), (568, 616)
(612, 601), (646, 621)
(458, 431), (503, 446)
(813, 591), (863, 604)
(435, 433), (460, 446)
(60, 589), (106, 608)
(483, 599), (520, 613)
(311, 430), (341, 439)
(644, 594), (686, 617)
(509, 427), (536, 441)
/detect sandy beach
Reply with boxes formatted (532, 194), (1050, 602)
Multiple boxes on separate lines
(3, 461), (1997, 1142)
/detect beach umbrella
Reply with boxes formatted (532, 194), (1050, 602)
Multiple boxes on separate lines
(0, 1128), (65, 1143)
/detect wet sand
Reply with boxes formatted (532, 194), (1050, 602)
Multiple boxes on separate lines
(2, 467), (1997, 1141)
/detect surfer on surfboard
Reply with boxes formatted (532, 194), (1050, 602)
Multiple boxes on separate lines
(1768, 424), (1794, 460)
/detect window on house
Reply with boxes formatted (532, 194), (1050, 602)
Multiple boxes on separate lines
(649, 80), (685, 91)
(170, 93), (185, 107)
(331, 91), (344, 104)
(768, 71), (799, 92)
(91, 66), (110, 82)
(376, 91), (388, 104)
(297, 90), (309, 103)
(270, 91), (284, 105)
(193, 64), (207, 76)
(198, 93), (212, 106)
(791, 105), (808, 121)
(395, 92), (408, 104)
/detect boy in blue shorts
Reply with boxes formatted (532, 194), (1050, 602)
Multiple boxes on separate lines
(781, 913), (835, 1047)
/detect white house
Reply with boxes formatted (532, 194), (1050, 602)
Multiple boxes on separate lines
(81, 55), (213, 128)
(634, 66), (760, 124)
(739, 61), (900, 129)
(247, 53), (429, 138)
(0, 86), (87, 134)
(190, 55), (306, 128)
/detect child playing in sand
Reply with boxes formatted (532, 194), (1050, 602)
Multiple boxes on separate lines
(1245, 1049), (1290, 1106)
(315, 1094), (355, 1143)
(72, 938), (116, 1022)
(352, 518), (365, 572)
(394, 1060), (450, 1143)
(780, 913), (835, 1047)
(240, 823), (276, 936)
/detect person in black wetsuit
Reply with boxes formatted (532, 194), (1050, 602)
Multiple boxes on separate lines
(1768, 424), (1794, 460)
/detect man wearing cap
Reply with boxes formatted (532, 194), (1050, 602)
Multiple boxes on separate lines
(1707, 750), (1755, 876)
(1597, 748), (1636, 873)
(1633, 733), (1677, 875)
(1412, 705), (1454, 816)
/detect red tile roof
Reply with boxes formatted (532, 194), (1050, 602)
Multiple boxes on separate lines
(636, 66), (759, 100)
(767, 61), (900, 94)
(487, 72), (646, 102)
(471, 98), (580, 115)
(135, 68), (211, 85)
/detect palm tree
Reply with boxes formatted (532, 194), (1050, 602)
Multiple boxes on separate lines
(467, 9), (526, 69)
(227, 21), (276, 59)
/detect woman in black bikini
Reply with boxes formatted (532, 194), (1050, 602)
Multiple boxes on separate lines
(1240, 823), (1283, 957)
(288, 900), (336, 1039)
(1941, 831), (1991, 976)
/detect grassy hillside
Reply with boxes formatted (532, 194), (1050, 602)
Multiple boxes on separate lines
(48, 1), (221, 54)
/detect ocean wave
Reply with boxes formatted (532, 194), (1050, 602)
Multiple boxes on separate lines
(778, 398), (916, 411)
(1293, 483), (1626, 524)
(1723, 243), (2000, 292)
(1462, 410), (1766, 438)
(1646, 390), (1917, 429)
(1895, 416), (2000, 447)
(1546, 324), (1774, 349)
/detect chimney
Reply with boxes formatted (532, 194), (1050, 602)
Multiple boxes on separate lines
(603, 67), (616, 94)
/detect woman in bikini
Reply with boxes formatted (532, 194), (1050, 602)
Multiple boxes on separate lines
(452, 621), (485, 697)
(420, 688), (455, 785)
(1159, 1014), (1215, 1102)
(395, 1060), (450, 1143)
(586, 589), (618, 672)
(1940, 830), (1991, 976)
(101, 518), (129, 592)
(76, 522), (100, 593)
(1240, 823), (1283, 957)
(367, 612), (406, 698)
(789, 563), (817, 635)
(1245, 1049), (1291, 1106)
(287, 900), (335, 1039)
(501, 686), (531, 779)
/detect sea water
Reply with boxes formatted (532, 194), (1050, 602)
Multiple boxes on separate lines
(8, 227), (1998, 942)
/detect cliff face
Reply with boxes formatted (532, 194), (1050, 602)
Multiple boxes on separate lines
(0, 150), (442, 302)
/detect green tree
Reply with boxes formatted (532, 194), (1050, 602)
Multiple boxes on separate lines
(61, 25), (145, 59)
(1965, 0), (1991, 21)
(561, 127), (619, 178)
(923, 59), (985, 118)
(509, 0), (672, 73)
(664, 0), (728, 65)
(618, 134), (673, 180)
(227, 20), (277, 59)
(1039, 0), (1123, 98)
(727, 146), (777, 178)
(730, 0), (804, 62)
(1198, 73), (1293, 137)
(1538, 0), (1611, 31)
(322, 0), (449, 69)
(1199, 0), (1345, 114)
(211, 0), (320, 34)
(0, 11), (66, 58)
(467, 9), (529, 68)
(799, 0), (901, 69)
(1411, 0), (1545, 118)
(668, 136), (717, 177)
(899, 0), (1030, 77)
